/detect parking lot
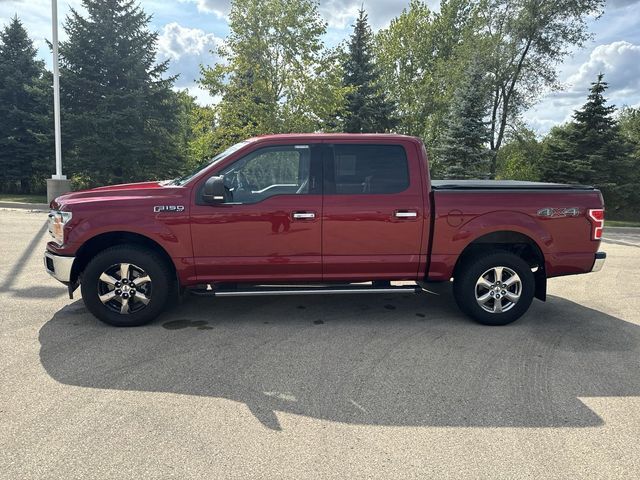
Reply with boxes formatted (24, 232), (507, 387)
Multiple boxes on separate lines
(1, 208), (639, 479)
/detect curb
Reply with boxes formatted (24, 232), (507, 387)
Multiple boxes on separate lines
(0, 201), (49, 211)
(605, 226), (640, 234)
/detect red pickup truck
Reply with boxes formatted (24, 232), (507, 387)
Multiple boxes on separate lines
(45, 134), (606, 327)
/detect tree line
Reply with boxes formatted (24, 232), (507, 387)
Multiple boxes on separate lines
(0, 0), (638, 219)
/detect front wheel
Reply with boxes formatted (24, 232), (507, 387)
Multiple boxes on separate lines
(453, 251), (535, 326)
(81, 245), (173, 327)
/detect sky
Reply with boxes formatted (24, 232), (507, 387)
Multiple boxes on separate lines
(1, 0), (640, 135)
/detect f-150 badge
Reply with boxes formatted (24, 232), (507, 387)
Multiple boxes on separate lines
(153, 205), (185, 213)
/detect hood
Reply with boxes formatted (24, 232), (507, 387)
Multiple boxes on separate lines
(51, 181), (179, 209)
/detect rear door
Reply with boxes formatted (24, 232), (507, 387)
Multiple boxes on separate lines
(322, 141), (426, 281)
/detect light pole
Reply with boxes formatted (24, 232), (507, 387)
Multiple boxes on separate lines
(46, 0), (71, 203)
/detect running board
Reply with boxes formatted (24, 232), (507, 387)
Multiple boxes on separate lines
(189, 284), (422, 297)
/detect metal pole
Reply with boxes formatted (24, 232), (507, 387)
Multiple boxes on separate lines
(51, 0), (64, 180)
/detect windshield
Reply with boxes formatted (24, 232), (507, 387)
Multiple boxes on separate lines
(171, 141), (249, 186)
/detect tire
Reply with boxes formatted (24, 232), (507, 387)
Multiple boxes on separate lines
(81, 245), (174, 327)
(453, 251), (535, 326)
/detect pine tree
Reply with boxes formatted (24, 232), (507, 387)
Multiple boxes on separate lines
(0, 16), (52, 193)
(540, 123), (594, 184)
(59, 0), (182, 186)
(571, 74), (632, 187)
(434, 61), (491, 179)
(343, 7), (397, 133)
(541, 74), (635, 217)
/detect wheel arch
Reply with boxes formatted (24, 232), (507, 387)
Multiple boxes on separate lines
(453, 230), (547, 301)
(71, 231), (177, 284)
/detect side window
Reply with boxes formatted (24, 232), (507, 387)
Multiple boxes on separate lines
(219, 145), (312, 204)
(332, 145), (409, 194)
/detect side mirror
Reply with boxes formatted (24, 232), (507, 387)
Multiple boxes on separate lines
(203, 176), (226, 204)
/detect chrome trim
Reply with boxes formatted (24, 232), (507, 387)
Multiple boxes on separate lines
(214, 287), (418, 297)
(292, 212), (315, 219)
(591, 252), (606, 273)
(44, 251), (75, 283)
(395, 211), (417, 218)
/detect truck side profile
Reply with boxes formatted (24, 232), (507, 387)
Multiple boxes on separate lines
(44, 134), (606, 326)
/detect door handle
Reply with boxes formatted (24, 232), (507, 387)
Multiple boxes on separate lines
(292, 211), (316, 220)
(395, 210), (418, 218)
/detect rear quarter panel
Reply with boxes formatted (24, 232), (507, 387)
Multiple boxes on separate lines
(429, 189), (604, 280)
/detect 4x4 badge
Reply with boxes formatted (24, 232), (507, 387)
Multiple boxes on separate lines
(537, 207), (581, 218)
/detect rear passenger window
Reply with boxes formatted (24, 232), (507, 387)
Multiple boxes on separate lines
(332, 145), (409, 194)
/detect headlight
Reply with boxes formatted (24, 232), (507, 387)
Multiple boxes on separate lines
(48, 210), (72, 245)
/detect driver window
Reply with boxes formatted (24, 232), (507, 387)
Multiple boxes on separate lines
(219, 145), (311, 204)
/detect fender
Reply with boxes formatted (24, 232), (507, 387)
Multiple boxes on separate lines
(429, 210), (550, 281)
(452, 210), (551, 254)
(65, 209), (193, 260)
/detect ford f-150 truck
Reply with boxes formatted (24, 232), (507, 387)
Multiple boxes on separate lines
(44, 134), (606, 327)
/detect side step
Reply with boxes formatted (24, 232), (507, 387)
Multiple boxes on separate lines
(189, 283), (422, 297)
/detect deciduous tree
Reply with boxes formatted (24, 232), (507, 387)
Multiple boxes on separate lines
(200, 0), (349, 149)
(376, 0), (474, 144)
(477, 0), (605, 176)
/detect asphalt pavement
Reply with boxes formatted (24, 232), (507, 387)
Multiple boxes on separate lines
(1, 208), (639, 479)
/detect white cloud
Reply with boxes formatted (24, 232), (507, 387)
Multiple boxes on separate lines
(524, 41), (640, 133)
(157, 22), (222, 87)
(321, 0), (439, 30)
(564, 41), (640, 98)
(158, 21), (221, 60)
(179, 0), (229, 18)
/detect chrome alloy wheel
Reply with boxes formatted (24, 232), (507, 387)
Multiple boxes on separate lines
(475, 266), (522, 314)
(97, 263), (152, 315)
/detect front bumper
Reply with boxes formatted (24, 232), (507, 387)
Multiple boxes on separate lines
(44, 250), (75, 283)
(591, 251), (606, 272)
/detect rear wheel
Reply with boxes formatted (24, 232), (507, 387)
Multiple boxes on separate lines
(453, 251), (535, 326)
(81, 245), (173, 326)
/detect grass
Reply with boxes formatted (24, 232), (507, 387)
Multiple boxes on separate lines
(0, 194), (47, 204)
(607, 220), (640, 228)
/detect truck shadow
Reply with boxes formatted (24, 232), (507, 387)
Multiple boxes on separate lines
(39, 291), (640, 431)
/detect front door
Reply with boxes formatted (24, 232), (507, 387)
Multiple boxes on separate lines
(322, 142), (426, 281)
(190, 143), (323, 283)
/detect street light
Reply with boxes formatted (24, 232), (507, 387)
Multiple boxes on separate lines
(46, 0), (71, 203)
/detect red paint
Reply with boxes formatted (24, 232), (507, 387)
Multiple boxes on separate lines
(48, 133), (604, 288)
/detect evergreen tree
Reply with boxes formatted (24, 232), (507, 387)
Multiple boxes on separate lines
(343, 7), (397, 133)
(0, 16), (52, 193)
(571, 74), (632, 188)
(541, 74), (636, 218)
(434, 61), (491, 179)
(540, 123), (592, 184)
(59, 0), (182, 186)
